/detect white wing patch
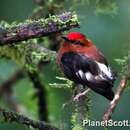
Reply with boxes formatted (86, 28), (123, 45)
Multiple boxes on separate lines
(75, 62), (113, 82)
(96, 62), (113, 80)
(85, 72), (93, 81)
(77, 70), (84, 78)
(76, 70), (94, 81)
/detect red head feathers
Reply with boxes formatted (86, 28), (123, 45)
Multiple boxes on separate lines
(57, 32), (116, 101)
(62, 32), (93, 47)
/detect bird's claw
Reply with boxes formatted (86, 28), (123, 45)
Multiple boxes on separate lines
(73, 88), (90, 102)
(73, 93), (82, 101)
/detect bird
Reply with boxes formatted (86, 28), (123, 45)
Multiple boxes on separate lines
(57, 32), (116, 101)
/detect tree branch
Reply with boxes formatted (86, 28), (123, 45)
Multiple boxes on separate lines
(27, 71), (48, 121)
(0, 12), (79, 44)
(103, 75), (128, 123)
(0, 70), (25, 112)
(0, 107), (60, 130)
(0, 70), (24, 95)
(72, 84), (91, 130)
(0, 43), (57, 71)
(31, 0), (63, 51)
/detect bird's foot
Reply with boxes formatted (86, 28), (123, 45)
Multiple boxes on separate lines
(73, 88), (90, 101)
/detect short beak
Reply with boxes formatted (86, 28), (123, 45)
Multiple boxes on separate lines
(61, 36), (70, 42)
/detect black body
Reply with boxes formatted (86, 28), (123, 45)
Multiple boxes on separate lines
(60, 52), (115, 100)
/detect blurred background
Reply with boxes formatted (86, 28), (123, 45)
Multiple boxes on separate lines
(0, 0), (130, 130)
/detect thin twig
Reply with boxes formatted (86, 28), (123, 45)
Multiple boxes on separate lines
(0, 12), (79, 44)
(103, 75), (128, 123)
(0, 107), (60, 130)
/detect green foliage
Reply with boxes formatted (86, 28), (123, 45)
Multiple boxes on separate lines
(72, 124), (83, 130)
(0, 40), (56, 72)
(104, 128), (109, 130)
(95, 0), (118, 16)
(0, 21), (10, 28)
(71, 0), (90, 8)
(49, 76), (73, 88)
(115, 51), (130, 76)
(115, 51), (130, 90)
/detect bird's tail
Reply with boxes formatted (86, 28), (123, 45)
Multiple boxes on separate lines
(101, 88), (114, 101)
(87, 81), (114, 101)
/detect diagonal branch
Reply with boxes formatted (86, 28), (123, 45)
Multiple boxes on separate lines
(0, 107), (60, 130)
(0, 12), (79, 45)
(103, 75), (128, 123)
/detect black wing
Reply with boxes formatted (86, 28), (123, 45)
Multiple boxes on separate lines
(60, 52), (115, 100)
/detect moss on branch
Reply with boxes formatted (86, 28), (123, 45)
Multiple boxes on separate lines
(0, 107), (60, 130)
(0, 12), (79, 44)
(0, 42), (56, 71)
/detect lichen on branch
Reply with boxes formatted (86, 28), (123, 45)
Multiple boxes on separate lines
(0, 12), (79, 44)
(0, 107), (60, 130)
(0, 42), (57, 71)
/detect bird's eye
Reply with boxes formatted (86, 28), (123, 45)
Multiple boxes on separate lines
(74, 40), (84, 46)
